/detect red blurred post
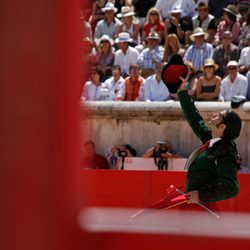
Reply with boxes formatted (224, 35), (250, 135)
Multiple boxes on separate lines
(0, 0), (84, 249)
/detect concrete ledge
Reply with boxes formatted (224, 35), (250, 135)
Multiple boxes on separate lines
(81, 101), (250, 167)
(82, 101), (250, 121)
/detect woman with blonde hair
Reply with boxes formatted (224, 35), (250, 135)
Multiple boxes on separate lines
(163, 33), (185, 62)
(141, 7), (165, 45)
(194, 58), (221, 101)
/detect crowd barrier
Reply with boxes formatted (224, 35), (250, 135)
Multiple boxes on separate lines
(117, 157), (187, 171)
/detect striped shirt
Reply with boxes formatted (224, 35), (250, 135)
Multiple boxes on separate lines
(183, 42), (214, 71)
(137, 46), (164, 70)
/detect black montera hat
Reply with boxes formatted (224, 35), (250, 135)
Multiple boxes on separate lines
(222, 110), (242, 139)
(161, 54), (188, 93)
(231, 95), (246, 109)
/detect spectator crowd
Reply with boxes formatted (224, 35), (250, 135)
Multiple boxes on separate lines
(80, 0), (250, 103)
(80, 1), (250, 170)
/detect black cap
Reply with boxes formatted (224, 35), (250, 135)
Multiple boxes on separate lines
(161, 54), (188, 94)
(231, 95), (246, 109)
(222, 110), (242, 139)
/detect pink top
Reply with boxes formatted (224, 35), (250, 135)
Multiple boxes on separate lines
(215, 20), (241, 44)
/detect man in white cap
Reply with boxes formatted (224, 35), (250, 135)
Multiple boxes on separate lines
(183, 27), (214, 71)
(94, 2), (122, 40)
(114, 32), (140, 78)
(219, 61), (248, 102)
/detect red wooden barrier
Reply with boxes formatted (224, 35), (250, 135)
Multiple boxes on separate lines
(80, 170), (250, 212)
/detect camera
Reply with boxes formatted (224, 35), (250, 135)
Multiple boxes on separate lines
(157, 141), (168, 154)
(118, 149), (128, 157)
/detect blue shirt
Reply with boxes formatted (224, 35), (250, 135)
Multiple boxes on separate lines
(137, 46), (164, 69)
(183, 42), (214, 71)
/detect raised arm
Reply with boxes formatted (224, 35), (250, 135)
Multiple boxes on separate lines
(177, 76), (212, 143)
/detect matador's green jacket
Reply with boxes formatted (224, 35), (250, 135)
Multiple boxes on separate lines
(178, 90), (239, 203)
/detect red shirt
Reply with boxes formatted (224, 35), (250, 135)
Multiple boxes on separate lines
(124, 76), (144, 101)
(82, 154), (109, 169)
(142, 21), (165, 38)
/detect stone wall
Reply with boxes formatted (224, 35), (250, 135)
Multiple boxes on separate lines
(81, 101), (250, 167)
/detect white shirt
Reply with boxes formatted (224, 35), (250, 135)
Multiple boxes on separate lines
(155, 0), (182, 19)
(219, 73), (248, 101)
(239, 46), (250, 66)
(81, 81), (108, 101)
(143, 74), (170, 101)
(114, 46), (139, 76)
(102, 76), (125, 100)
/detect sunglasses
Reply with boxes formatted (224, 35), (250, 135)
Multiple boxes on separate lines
(150, 12), (158, 16)
(227, 67), (237, 70)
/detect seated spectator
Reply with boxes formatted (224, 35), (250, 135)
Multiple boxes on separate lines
(143, 62), (170, 101)
(194, 58), (221, 101)
(137, 31), (164, 78)
(88, 0), (107, 32)
(115, 6), (140, 46)
(82, 140), (109, 169)
(94, 2), (122, 40)
(106, 144), (137, 169)
(214, 4), (241, 46)
(191, 2), (216, 44)
(155, 0), (182, 20)
(124, 64), (145, 101)
(238, 33), (250, 75)
(213, 31), (239, 78)
(219, 60), (248, 101)
(238, 11), (250, 50)
(102, 65), (125, 100)
(165, 7), (191, 46)
(183, 27), (214, 71)
(81, 65), (106, 101)
(141, 7), (165, 45)
(163, 33), (185, 62)
(114, 32), (140, 78)
(91, 35), (115, 81)
(142, 140), (181, 158)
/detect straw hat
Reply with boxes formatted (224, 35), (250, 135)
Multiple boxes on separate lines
(202, 58), (219, 71)
(227, 60), (238, 68)
(223, 4), (241, 18)
(102, 2), (118, 13)
(146, 31), (160, 40)
(117, 6), (135, 18)
(222, 30), (233, 39)
(184, 60), (196, 72)
(195, 2), (209, 11)
(170, 7), (182, 14)
(190, 27), (208, 42)
(96, 34), (114, 46)
(115, 32), (133, 43)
